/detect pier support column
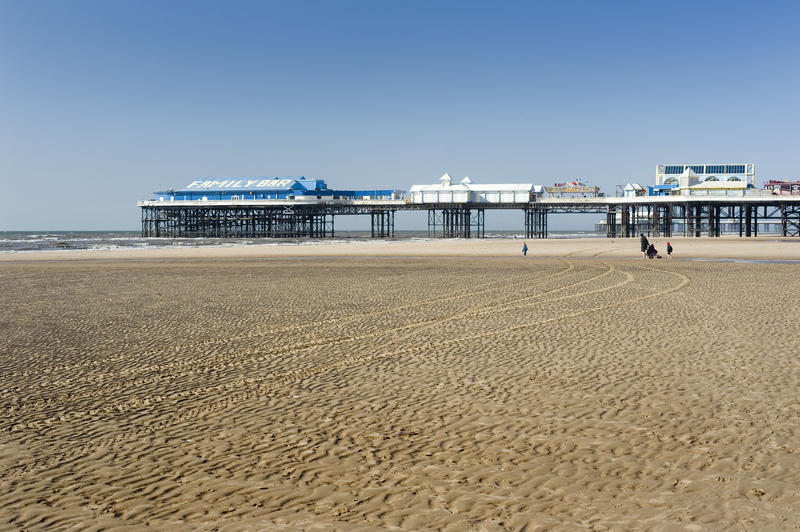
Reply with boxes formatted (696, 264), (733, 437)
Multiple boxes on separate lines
(745, 205), (752, 237)
(685, 204), (692, 237)
(690, 204), (704, 237)
(754, 206), (758, 237)
(781, 203), (800, 236)
(686, 204), (693, 237)
(427, 208), (484, 238)
(739, 204), (745, 238)
(629, 205), (639, 237)
(524, 208), (534, 238)
(620, 206), (629, 237)
(687, 203), (701, 237)
(537, 207), (547, 238)
(652, 205), (660, 237)
(707, 204), (715, 237)
(370, 210), (395, 238)
(664, 204), (673, 237)
(652, 204), (673, 238)
(525, 207), (548, 238)
(606, 206), (617, 238)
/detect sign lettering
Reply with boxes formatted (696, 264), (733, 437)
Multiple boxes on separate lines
(181, 179), (298, 190)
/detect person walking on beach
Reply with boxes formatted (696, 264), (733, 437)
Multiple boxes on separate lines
(666, 241), (673, 258)
(640, 233), (649, 260)
(522, 242), (528, 257)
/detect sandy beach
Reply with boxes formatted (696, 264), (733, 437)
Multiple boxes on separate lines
(1, 238), (798, 530)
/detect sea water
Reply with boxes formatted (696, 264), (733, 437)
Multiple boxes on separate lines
(0, 230), (604, 253)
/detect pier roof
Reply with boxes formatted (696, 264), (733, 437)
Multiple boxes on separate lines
(409, 174), (540, 193)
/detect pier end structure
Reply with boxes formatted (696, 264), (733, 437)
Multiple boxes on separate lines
(140, 177), (399, 238)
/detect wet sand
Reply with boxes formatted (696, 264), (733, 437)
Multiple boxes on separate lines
(1, 240), (798, 530)
(3, 235), (800, 262)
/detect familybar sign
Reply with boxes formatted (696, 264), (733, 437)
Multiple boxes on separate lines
(184, 179), (296, 190)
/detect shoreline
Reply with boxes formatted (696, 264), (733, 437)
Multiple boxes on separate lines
(2, 235), (800, 262)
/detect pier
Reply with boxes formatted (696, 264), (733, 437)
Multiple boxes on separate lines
(139, 196), (800, 239)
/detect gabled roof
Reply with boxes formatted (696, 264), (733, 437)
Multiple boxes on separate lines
(680, 167), (699, 178)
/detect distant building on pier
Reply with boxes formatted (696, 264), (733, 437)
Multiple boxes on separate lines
(409, 174), (540, 204)
(651, 164), (759, 197)
(544, 180), (600, 198)
(154, 177), (396, 202)
(764, 180), (800, 195)
(655, 164), (755, 186)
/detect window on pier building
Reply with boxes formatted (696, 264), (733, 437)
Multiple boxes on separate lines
(664, 165), (684, 174)
(689, 165), (705, 173)
(706, 165), (725, 174)
(725, 165), (746, 173)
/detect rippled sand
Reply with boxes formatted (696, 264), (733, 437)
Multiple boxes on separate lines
(1, 251), (798, 529)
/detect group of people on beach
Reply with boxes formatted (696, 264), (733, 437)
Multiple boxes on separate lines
(520, 236), (673, 259)
(640, 233), (672, 260)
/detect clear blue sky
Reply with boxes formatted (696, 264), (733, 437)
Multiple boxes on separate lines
(1, 0), (798, 230)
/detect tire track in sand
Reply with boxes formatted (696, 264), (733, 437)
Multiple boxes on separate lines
(3, 262), (611, 413)
(0, 264), (691, 482)
(3, 260), (576, 381)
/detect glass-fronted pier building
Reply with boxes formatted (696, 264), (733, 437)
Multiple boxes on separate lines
(655, 164), (755, 186)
